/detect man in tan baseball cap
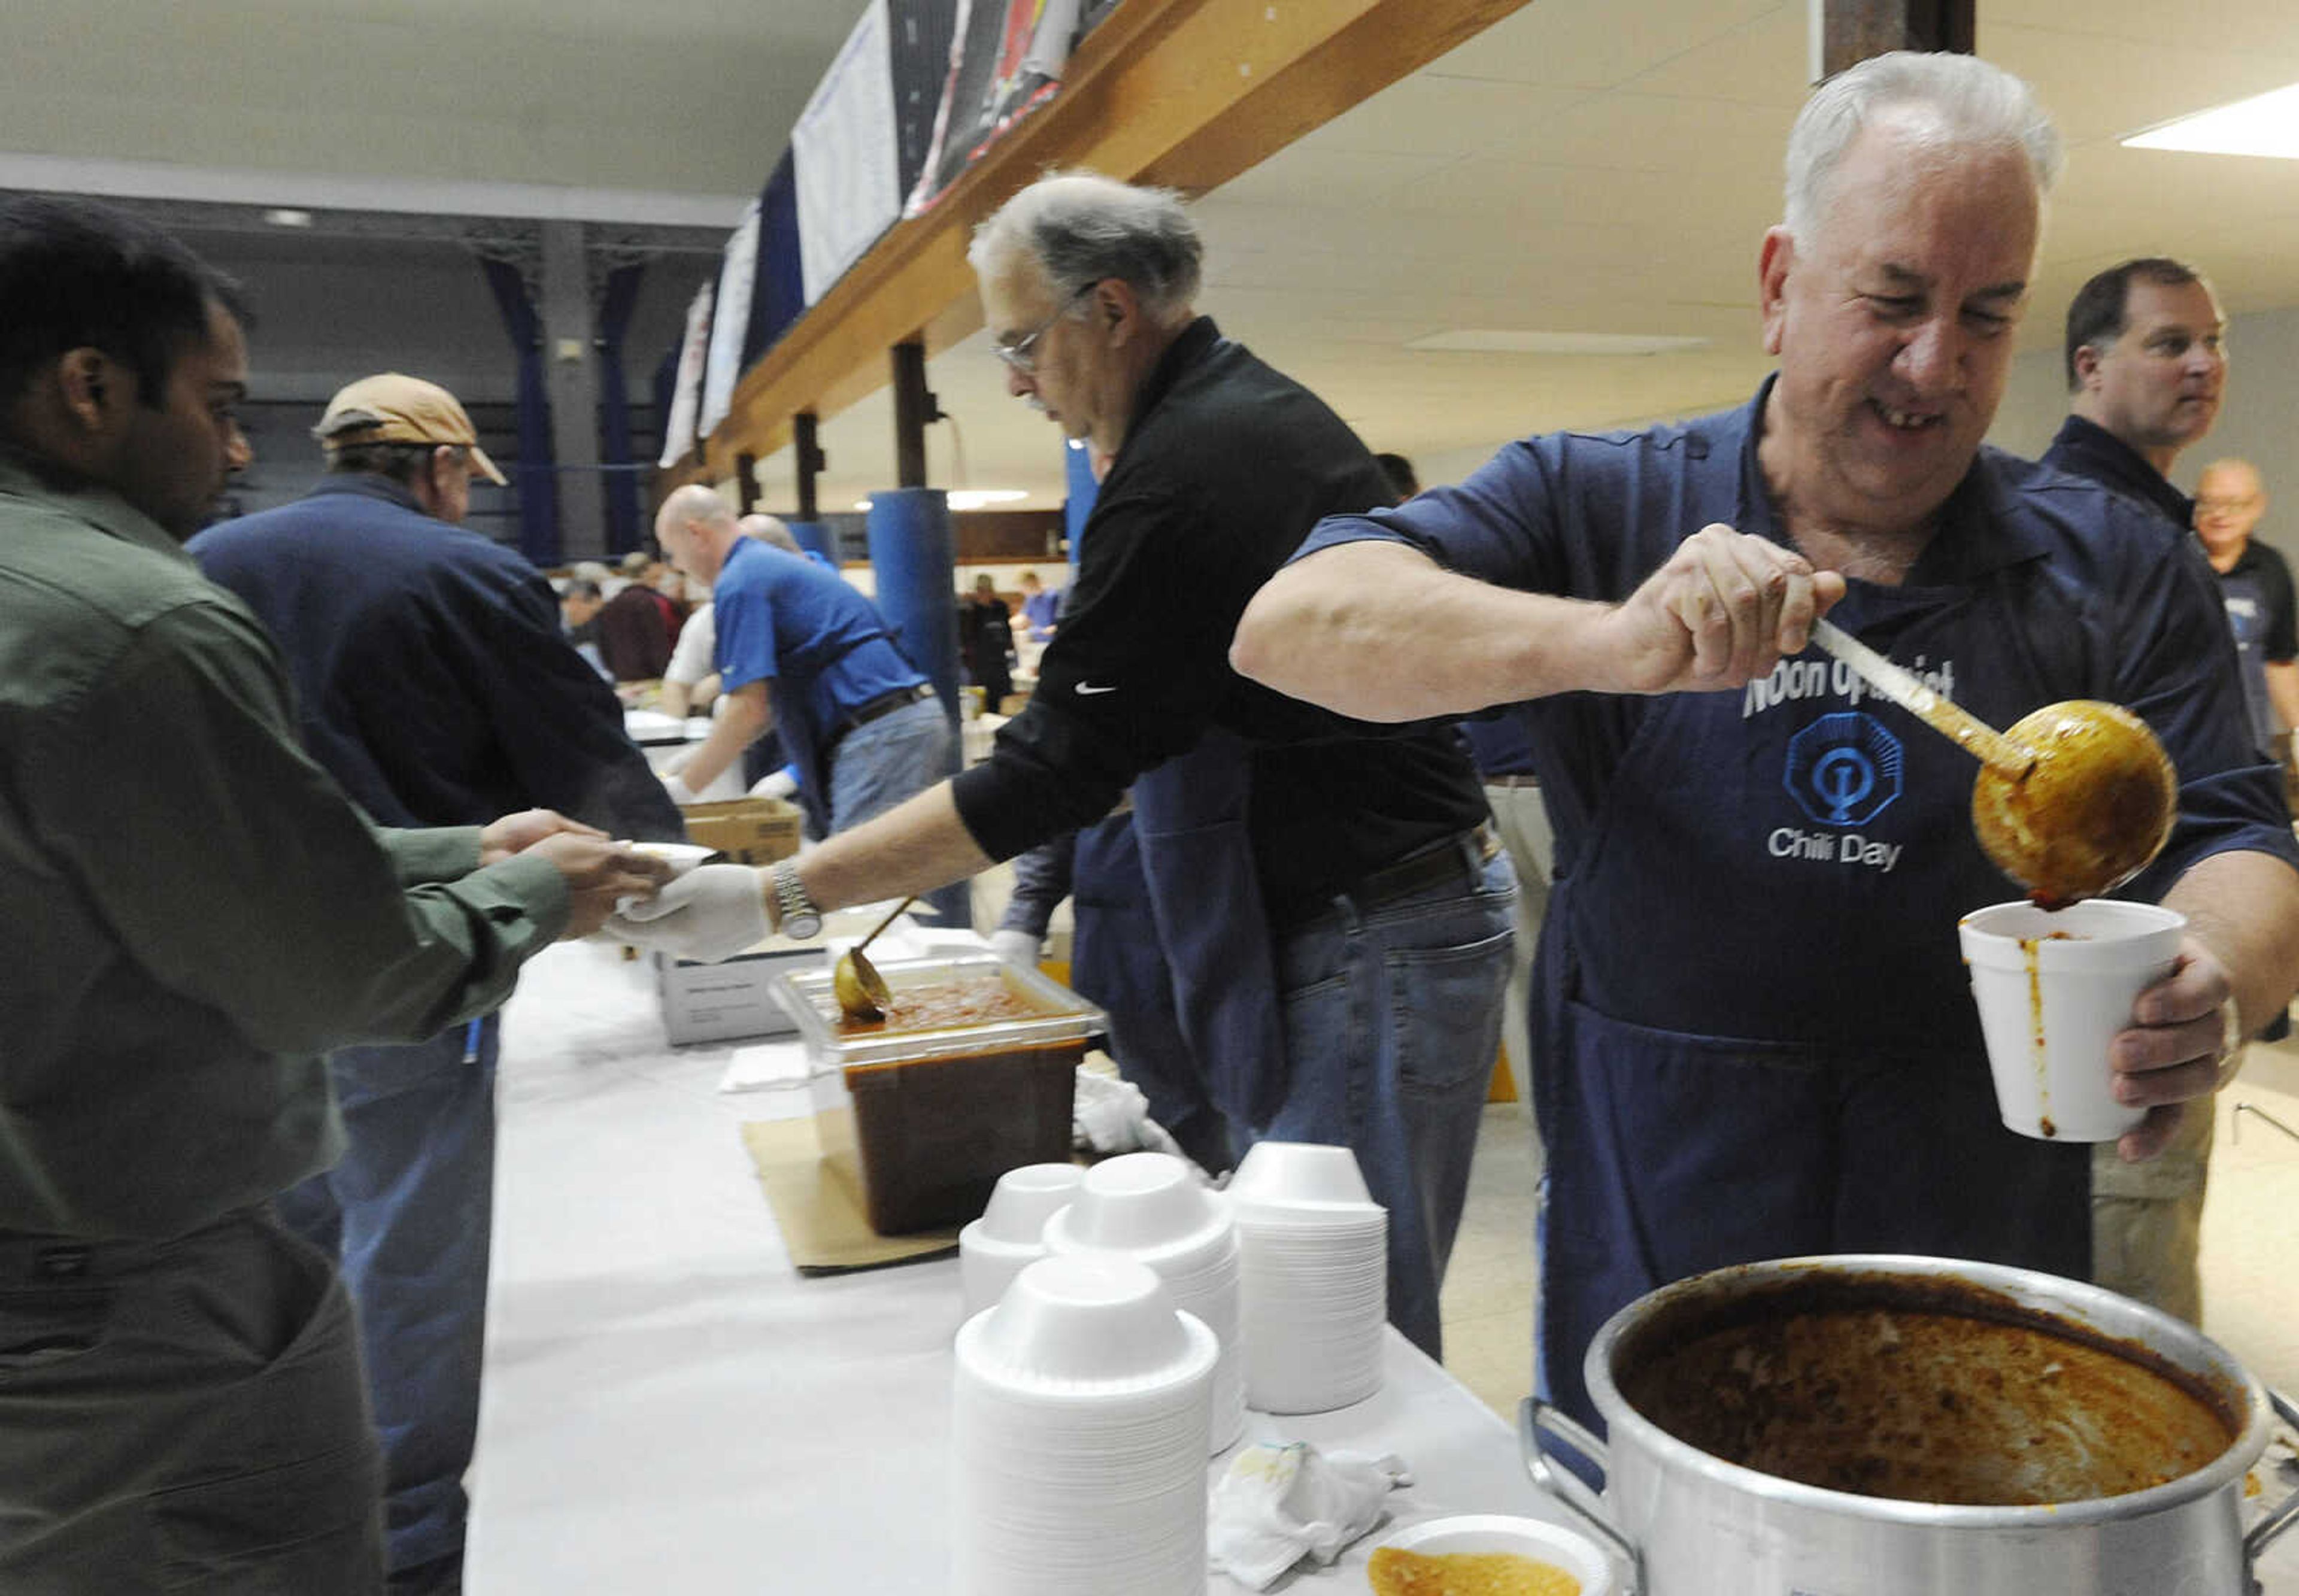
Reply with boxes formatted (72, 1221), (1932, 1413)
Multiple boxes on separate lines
(315, 372), (508, 519)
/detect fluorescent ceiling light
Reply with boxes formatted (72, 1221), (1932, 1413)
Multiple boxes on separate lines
(263, 207), (314, 227)
(1407, 329), (1711, 356)
(2123, 81), (2299, 159)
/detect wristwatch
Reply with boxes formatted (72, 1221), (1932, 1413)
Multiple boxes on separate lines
(769, 859), (824, 940)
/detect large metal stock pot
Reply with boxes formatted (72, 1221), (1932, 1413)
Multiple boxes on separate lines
(1521, 1255), (2299, 1595)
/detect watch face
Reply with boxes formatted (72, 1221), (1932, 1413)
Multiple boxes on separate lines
(784, 911), (823, 940)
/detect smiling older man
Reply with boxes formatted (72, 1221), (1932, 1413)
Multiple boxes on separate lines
(1231, 52), (2299, 1434)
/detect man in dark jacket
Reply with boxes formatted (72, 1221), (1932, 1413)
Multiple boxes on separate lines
(190, 371), (682, 1594)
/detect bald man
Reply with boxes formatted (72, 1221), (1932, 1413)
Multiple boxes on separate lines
(2195, 459), (2299, 769)
(653, 484), (951, 841)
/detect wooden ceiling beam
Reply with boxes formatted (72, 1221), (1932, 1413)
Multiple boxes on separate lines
(702, 0), (1530, 477)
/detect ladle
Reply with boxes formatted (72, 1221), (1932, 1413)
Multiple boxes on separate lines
(833, 896), (915, 1022)
(1810, 620), (2035, 781)
(1807, 621), (2176, 906)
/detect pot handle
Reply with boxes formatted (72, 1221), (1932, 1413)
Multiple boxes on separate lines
(2246, 1386), (2299, 1583)
(1520, 1397), (1645, 1595)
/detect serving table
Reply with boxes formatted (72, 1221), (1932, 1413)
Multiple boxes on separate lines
(463, 937), (2298, 1594)
(464, 937), (1584, 1594)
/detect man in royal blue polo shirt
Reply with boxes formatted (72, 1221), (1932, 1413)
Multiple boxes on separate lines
(652, 484), (951, 846)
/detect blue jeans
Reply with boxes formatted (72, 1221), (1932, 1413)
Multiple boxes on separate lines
(1257, 851), (1514, 1360)
(276, 1017), (497, 1582)
(827, 695), (966, 927)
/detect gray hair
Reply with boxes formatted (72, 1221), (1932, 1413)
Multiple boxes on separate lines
(739, 512), (800, 553)
(968, 171), (1203, 320)
(1784, 52), (2062, 241)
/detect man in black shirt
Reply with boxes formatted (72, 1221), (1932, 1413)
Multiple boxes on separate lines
(615, 171), (1512, 1357)
(2037, 257), (2242, 1327)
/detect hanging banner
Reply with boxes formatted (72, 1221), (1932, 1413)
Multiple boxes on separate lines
(906, 0), (1082, 216)
(656, 280), (714, 469)
(792, 0), (903, 307)
(699, 197), (763, 440)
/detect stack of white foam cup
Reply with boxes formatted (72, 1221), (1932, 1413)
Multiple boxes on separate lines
(1041, 1151), (1243, 1453)
(1229, 1140), (1388, 1414)
(951, 1254), (1218, 1596)
(958, 1162), (1084, 1318)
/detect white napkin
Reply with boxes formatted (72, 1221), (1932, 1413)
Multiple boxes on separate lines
(1207, 1442), (1412, 1590)
(1072, 1069), (1186, 1162)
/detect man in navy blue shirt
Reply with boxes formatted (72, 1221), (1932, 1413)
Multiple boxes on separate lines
(2035, 260), (2247, 1325)
(652, 484), (951, 845)
(1235, 53), (2299, 1432)
(2040, 257), (2225, 529)
(191, 371), (681, 1595)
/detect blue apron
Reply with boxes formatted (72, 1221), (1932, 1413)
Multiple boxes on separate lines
(1067, 814), (1231, 1171)
(1127, 727), (1290, 1134)
(1532, 576), (2094, 1436)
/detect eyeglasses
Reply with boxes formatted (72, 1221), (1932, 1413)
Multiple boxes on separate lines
(992, 284), (1095, 375)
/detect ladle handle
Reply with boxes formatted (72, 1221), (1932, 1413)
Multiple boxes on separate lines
(1809, 620), (2034, 779)
(855, 894), (915, 954)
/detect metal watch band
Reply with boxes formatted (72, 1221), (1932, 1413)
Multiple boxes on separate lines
(771, 860), (823, 936)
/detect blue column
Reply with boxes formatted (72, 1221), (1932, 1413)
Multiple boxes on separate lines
(478, 257), (559, 565)
(1062, 437), (1098, 575)
(865, 487), (967, 927)
(596, 262), (647, 557)
(788, 518), (839, 568)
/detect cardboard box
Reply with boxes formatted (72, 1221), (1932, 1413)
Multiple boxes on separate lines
(653, 905), (922, 1047)
(678, 796), (803, 865)
(656, 948), (814, 1045)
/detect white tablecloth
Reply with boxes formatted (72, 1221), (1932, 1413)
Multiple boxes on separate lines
(464, 938), (1590, 1594)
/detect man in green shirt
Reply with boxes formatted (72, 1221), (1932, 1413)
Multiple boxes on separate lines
(0, 196), (668, 1593)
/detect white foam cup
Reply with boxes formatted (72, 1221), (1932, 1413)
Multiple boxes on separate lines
(1959, 899), (2186, 1143)
(1058, 1152), (1216, 1251)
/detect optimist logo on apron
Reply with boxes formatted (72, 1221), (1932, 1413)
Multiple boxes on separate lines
(1784, 711), (1903, 827)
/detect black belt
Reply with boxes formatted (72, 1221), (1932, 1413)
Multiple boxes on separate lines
(823, 683), (935, 758)
(1277, 825), (1499, 930)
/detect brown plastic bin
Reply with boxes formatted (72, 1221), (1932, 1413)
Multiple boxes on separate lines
(770, 955), (1106, 1235)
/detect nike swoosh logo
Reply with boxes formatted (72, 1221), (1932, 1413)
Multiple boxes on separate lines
(1074, 682), (1120, 696)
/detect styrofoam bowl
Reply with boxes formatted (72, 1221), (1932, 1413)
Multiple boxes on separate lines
(1059, 1152), (1218, 1251)
(978, 1163), (1084, 1246)
(1229, 1140), (1374, 1206)
(969, 1255), (1196, 1385)
(1374, 1513), (1616, 1595)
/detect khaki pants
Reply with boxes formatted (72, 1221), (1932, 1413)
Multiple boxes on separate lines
(1484, 778), (1555, 1143)
(2091, 1096), (2214, 1325)
(0, 1209), (383, 1594)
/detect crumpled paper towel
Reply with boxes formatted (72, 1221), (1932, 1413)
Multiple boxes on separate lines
(1208, 1441), (1412, 1590)
(1072, 1067), (1187, 1162)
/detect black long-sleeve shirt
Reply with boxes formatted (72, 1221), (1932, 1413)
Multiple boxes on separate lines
(950, 318), (1485, 912)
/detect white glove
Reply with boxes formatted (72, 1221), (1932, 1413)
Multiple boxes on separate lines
(605, 864), (769, 962)
(749, 767), (799, 801)
(660, 771), (699, 806)
(988, 928), (1042, 968)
